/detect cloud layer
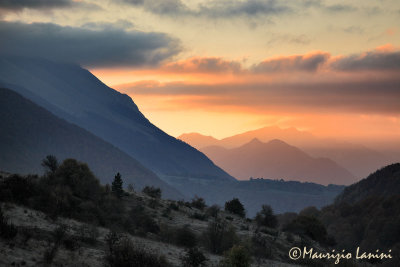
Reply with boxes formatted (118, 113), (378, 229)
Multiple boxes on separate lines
(0, 21), (181, 67)
(117, 47), (400, 116)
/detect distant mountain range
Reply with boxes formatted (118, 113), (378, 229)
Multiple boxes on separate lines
(0, 57), (233, 183)
(180, 127), (394, 179)
(201, 138), (355, 185)
(0, 88), (182, 199)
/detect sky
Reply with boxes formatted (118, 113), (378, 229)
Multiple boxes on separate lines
(1, 0), (399, 146)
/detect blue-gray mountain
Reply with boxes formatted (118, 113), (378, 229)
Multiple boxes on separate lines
(0, 88), (182, 199)
(0, 56), (233, 183)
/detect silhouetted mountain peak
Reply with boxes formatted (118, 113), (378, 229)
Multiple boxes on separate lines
(266, 139), (290, 146)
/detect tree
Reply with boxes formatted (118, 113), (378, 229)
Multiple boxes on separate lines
(112, 173), (123, 198)
(225, 198), (245, 218)
(41, 155), (59, 174)
(255, 205), (277, 228)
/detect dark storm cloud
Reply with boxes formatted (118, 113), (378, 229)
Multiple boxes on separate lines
(332, 50), (400, 71)
(164, 57), (242, 73)
(325, 4), (357, 13)
(0, 21), (182, 68)
(121, 0), (291, 18)
(251, 53), (329, 73)
(0, 0), (98, 11)
(197, 0), (291, 18)
(0, 0), (72, 10)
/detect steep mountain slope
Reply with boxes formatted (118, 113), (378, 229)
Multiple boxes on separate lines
(0, 57), (233, 182)
(0, 88), (182, 199)
(317, 164), (400, 262)
(334, 163), (400, 204)
(201, 139), (355, 185)
(179, 128), (392, 179)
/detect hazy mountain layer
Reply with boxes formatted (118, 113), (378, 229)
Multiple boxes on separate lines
(179, 127), (393, 179)
(201, 139), (355, 185)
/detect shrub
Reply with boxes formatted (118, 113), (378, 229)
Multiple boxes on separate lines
(206, 205), (220, 218)
(181, 247), (208, 267)
(106, 234), (170, 267)
(225, 198), (245, 218)
(251, 233), (272, 260)
(191, 196), (206, 210)
(219, 245), (252, 267)
(127, 183), (134, 193)
(203, 219), (239, 254)
(0, 174), (37, 204)
(0, 206), (18, 239)
(142, 186), (162, 199)
(255, 205), (277, 228)
(127, 204), (160, 234)
(175, 226), (197, 248)
(190, 212), (207, 221)
(44, 224), (67, 264)
(283, 215), (329, 244)
(77, 223), (99, 245)
(168, 202), (179, 211)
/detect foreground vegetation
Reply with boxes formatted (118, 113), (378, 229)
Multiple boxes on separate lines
(1, 157), (398, 266)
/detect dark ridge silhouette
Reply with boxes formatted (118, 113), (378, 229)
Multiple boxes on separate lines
(317, 163), (400, 262)
(334, 163), (400, 204)
(0, 88), (182, 199)
(0, 56), (234, 182)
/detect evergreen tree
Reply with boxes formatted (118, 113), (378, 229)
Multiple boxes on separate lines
(112, 173), (123, 198)
(224, 198), (245, 218)
(41, 155), (59, 174)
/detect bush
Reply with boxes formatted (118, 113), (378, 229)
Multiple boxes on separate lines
(44, 224), (67, 264)
(0, 174), (37, 204)
(251, 233), (272, 260)
(206, 205), (220, 218)
(181, 247), (208, 267)
(190, 212), (207, 221)
(77, 223), (99, 245)
(219, 245), (252, 267)
(0, 206), (18, 239)
(203, 219), (239, 254)
(105, 233), (170, 267)
(225, 198), (245, 218)
(283, 215), (329, 244)
(142, 186), (162, 199)
(255, 205), (277, 228)
(168, 202), (179, 211)
(127, 204), (160, 234)
(175, 226), (197, 248)
(191, 196), (206, 210)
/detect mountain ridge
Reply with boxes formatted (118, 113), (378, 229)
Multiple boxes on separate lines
(201, 138), (355, 185)
(0, 56), (234, 182)
(0, 87), (183, 199)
